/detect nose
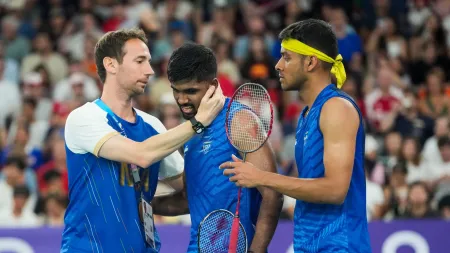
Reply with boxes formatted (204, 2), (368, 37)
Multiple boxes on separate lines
(275, 58), (283, 72)
(176, 93), (189, 105)
(145, 62), (155, 77)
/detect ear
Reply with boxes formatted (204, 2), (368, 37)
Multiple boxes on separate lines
(211, 78), (219, 88)
(306, 55), (318, 72)
(103, 57), (118, 75)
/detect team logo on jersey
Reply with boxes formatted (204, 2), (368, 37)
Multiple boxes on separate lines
(201, 141), (212, 154)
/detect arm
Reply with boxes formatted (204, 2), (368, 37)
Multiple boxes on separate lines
(66, 85), (224, 168)
(244, 144), (283, 253)
(261, 98), (358, 204)
(222, 97), (359, 205)
(230, 110), (283, 252)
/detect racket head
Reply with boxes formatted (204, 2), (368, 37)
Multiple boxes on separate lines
(225, 83), (274, 153)
(197, 209), (248, 253)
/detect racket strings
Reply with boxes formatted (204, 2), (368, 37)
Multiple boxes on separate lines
(226, 83), (273, 153)
(198, 211), (247, 253)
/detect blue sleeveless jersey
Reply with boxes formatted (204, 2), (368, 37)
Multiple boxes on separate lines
(293, 84), (371, 253)
(183, 98), (262, 252)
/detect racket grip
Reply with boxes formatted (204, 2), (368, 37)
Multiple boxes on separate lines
(228, 217), (240, 253)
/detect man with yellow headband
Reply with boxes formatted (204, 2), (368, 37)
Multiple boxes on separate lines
(220, 19), (371, 252)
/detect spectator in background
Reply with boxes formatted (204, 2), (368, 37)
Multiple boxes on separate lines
(366, 166), (385, 221)
(0, 155), (37, 214)
(53, 59), (100, 103)
(1, 15), (30, 63)
(402, 181), (438, 219)
(329, 7), (362, 63)
(400, 137), (429, 184)
(21, 72), (53, 122)
(0, 185), (41, 227)
(158, 93), (182, 130)
(43, 193), (66, 227)
(379, 89), (434, 145)
(7, 96), (49, 151)
(0, 54), (21, 130)
(422, 116), (450, 165)
(365, 67), (404, 132)
(21, 32), (68, 86)
(418, 68), (450, 119)
(438, 195), (450, 219)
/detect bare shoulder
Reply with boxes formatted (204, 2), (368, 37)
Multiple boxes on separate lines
(320, 97), (360, 132)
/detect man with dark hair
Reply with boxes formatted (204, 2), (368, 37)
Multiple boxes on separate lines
(152, 42), (283, 253)
(61, 29), (225, 252)
(221, 19), (371, 252)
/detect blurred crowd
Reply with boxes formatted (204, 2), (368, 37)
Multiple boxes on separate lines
(1, 0), (450, 228)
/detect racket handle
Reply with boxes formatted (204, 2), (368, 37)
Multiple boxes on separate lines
(228, 217), (240, 253)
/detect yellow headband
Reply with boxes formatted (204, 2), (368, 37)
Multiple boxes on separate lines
(281, 38), (346, 89)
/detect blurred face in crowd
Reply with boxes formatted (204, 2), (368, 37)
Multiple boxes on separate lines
(172, 79), (218, 120)
(24, 83), (44, 99)
(377, 68), (392, 92)
(434, 117), (449, 137)
(2, 18), (18, 40)
(15, 126), (29, 146)
(21, 101), (36, 122)
(114, 39), (154, 97)
(426, 73), (442, 95)
(330, 8), (347, 32)
(385, 132), (402, 156)
(3, 164), (23, 186)
(408, 184), (429, 206)
(250, 36), (265, 56)
(276, 48), (306, 92)
(35, 33), (52, 53)
(13, 194), (28, 211)
(402, 138), (418, 162)
(439, 143), (450, 162)
(45, 197), (65, 218)
(248, 16), (264, 35)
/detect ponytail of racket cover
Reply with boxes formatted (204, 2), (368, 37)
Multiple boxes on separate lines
(197, 83), (274, 253)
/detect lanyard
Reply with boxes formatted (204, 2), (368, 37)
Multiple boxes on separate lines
(94, 99), (144, 197)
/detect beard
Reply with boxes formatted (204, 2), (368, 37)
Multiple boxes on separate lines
(177, 102), (197, 120)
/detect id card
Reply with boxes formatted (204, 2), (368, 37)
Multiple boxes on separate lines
(141, 198), (156, 249)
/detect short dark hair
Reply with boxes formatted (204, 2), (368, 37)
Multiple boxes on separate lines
(279, 19), (338, 71)
(438, 136), (450, 148)
(13, 185), (30, 198)
(94, 28), (148, 83)
(167, 42), (217, 84)
(5, 155), (27, 171)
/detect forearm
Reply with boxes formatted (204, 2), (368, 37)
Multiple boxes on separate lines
(250, 189), (283, 252)
(140, 121), (194, 167)
(152, 191), (190, 216)
(261, 172), (347, 204)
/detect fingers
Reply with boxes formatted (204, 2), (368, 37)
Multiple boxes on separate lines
(219, 161), (239, 169)
(202, 85), (216, 102)
(231, 154), (241, 162)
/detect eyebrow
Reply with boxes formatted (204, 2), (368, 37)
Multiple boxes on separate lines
(134, 55), (151, 61)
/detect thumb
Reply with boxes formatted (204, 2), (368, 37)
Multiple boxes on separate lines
(231, 154), (242, 162)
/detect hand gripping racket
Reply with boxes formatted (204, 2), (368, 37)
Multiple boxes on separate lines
(197, 83), (274, 253)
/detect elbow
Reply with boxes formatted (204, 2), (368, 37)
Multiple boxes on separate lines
(328, 191), (347, 205)
(134, 142), (156, 168)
